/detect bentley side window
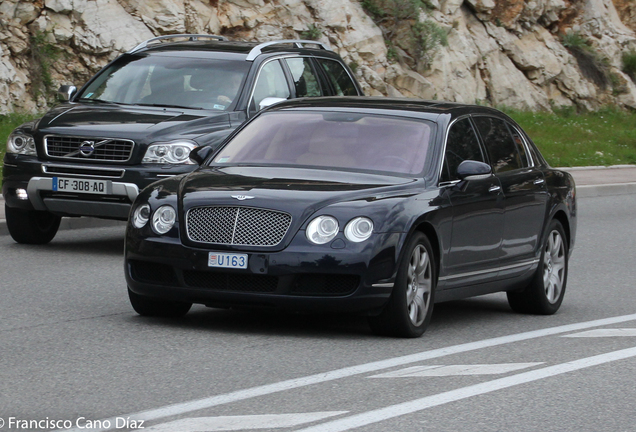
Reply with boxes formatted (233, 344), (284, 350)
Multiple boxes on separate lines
(506, 122), (530, 167)
(473, 116), (522, 173)
(441, 118), (484, 182)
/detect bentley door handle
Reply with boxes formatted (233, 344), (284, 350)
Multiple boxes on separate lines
(533, 178), (545, 185)
(488, 185), (501, 193)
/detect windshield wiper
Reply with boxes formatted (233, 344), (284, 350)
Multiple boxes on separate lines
(135, 103), (202, 110)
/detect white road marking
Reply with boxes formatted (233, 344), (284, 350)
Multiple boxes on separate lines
(369, 363), (543, 378)
(295, 346), (636, 432)
(142, 412), (348, 431)
(562, 328), (636, 337)
(56, 313), (636, 432)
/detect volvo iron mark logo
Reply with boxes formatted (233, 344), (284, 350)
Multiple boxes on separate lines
(79, 140), (95, 157)
(231, 195), (255, 201)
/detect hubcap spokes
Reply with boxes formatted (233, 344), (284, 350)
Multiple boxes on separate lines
(543, 230), (565, 304)
(406, 245), (432, 326)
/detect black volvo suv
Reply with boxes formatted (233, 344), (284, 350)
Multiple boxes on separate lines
(3, 34), (363, 244)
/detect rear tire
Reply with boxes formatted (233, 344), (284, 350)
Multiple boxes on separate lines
(507, 219), (568, 315)
(128, 287), (192, 318)
(5, 205), (61, 244)
(368, 232), (436, 338)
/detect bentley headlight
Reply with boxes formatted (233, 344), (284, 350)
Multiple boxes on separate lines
(306, 216), (339, 244)
(143, 140), (197, 164)
(152, 205), (176, 234)
(132, 203), (151, 228)
(7, 132), (36, 155)
(344, 217), (373, 242)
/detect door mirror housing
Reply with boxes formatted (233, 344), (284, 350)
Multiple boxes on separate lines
(456, 160), (492, 180)
(189, 146), (215, 165)
(57, 85), (77, 102)
(259, 97), (287, 111)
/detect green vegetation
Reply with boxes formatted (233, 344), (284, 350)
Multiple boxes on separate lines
(29, 30), (61, 101)
(560, 31), (610, 90)
(622, 50), (636, 82)
(300, 24), (322, 41)
(0, 113), (40, 185)
(503, 107), (636, 167)
(361, 0), (447, 69)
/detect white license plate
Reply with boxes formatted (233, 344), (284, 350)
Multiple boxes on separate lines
(52, 177), (111, 195)
(208, 252), (248, 269)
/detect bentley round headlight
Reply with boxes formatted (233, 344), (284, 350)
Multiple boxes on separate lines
(132, 204), (151, 228)
(344, 217), (374, 242)
(152, 205), (176, 234)
(306, 216), (339, 244)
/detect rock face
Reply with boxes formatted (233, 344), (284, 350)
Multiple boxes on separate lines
(1, 0), (635, 115)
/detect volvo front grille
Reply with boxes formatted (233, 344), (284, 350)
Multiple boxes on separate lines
(45, 135), (134, 162)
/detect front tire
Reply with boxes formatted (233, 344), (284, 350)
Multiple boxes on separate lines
(507, 219), (568, 315)
(5, 205), (61, 244)
(128, 287), (192, 318)
(368, 232), (436, 338)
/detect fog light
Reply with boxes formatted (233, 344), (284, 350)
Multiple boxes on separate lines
(16, 188), (28, 200)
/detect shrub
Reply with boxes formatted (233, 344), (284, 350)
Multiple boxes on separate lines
(622, 50), (636, 81)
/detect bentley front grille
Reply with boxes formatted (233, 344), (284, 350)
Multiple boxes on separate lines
(186, 206), (292, 246)
(45, 135), (134, 162)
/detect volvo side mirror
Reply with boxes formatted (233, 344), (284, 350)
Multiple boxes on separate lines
(57, 85), (77, 102)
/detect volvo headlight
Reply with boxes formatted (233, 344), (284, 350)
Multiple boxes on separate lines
(306, 216), (339, 244)
(132, 203), (151, 228)
(152, 205), (176, 234)
(7, 132), (36, 155)
(344, 217), (373, 242)
(142, 140), (197, 164)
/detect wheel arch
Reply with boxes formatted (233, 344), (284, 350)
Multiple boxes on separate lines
(409, 221), (441, 281)
(551, 209), (571, 251)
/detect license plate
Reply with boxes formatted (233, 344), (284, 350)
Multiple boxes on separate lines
(208, 252), (248, 269)
(52, 177), (111, 194)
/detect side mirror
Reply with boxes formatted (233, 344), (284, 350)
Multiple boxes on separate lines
(57, 85), (77, 102)
(456, 160), (492, 181)
(189, 146), (215, 166)
(258, 97), (286, 111)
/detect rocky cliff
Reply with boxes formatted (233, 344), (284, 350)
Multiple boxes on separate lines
(1, 0), (635, 115)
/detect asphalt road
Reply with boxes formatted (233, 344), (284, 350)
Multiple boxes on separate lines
(1, 193), (635, 432)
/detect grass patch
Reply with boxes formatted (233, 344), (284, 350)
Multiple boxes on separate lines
(1, 113), (41, 187)
(503, 107), (636, 167)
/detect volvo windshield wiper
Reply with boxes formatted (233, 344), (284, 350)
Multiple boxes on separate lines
(135, 103), (202, 110)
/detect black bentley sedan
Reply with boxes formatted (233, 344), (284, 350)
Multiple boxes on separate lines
(124, 97), (576, 338)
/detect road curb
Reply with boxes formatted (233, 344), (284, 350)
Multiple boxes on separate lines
(576, 182), (636, 198)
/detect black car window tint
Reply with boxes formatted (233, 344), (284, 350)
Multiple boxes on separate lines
(285, 58), (323, 97)
(506, 122), (530, 168)
(251, 61), (291, 111)
(316, 59), (358, 96)
(473, 116), (522, 173)
(441, 118), (484, 182)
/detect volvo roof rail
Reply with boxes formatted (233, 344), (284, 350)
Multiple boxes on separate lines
(128, 34), (228, 54)
(245, 40), (331, 61)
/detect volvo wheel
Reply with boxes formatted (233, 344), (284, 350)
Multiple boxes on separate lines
(6, 205), (61, 244)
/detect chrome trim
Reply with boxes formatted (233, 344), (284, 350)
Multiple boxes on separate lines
(371, 283), (395, 288)
(128, 34), (227, 54)
(246, 40), (331, 61)
(488, 185), (501, 193)
(438, 259), (539, 281)
(26, 177), (139, 211)
(42, 164), (126, 179)
(44, 135), (135, 162)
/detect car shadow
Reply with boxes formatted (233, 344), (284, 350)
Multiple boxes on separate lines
(126, 294), (517, 339)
